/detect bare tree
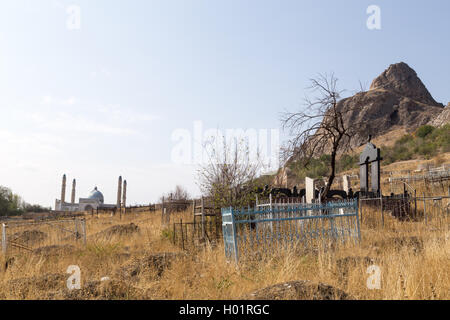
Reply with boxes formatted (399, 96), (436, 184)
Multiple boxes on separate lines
(173, 185), (190, 201)
(281, 74), (362, 201)
(160, 185), (190, 201)
(160, 185), (191, 212)
(197, 136), (262, 208)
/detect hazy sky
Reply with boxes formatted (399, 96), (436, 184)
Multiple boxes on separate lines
(0, 0), (449, 207)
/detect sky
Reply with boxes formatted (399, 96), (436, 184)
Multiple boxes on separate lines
(0, 0), (449, 207)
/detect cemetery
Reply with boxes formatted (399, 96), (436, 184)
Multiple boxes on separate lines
(0, 139), (448, 300)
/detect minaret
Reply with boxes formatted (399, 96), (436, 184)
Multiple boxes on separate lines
(117, 176), (122, 208)
(71, 179), (76, 204)
(61, 174), (67, 203)
(122, 180), (127, 208)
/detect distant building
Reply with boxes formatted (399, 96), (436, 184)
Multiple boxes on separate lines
(54, 174), (126, 212)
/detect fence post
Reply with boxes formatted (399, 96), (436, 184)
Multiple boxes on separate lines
(173, 222), (176, 245)
(355, 200), (361, 242)
(2, 223), (7, 255)
(414, 190), (417, 218)
(201, 197), (205, 239)
(423, 193), (427, 225)
(180, 219), (185, 250)
(80, 219), (87, 245)
(359, 198), (362, 224)
(269, 193), (273, 232)
(74, 218), (79, 241)
(380, 194), (384, 228)
(230, 208), (239, 263)
(161, 196), (165, 225)
(193, 199), (196, 234)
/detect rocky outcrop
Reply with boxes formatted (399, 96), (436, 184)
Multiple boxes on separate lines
(429, 103), (450, 127)
(335, 62), (444, 147)
(369, 62), (441, 106)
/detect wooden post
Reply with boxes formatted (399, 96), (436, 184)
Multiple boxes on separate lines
(423, 193), (427, 225)
(414, 190), (417, 219)
(161, 196), (165, 225)
(173, 222), (176, 245)
(81, 219), (87, 245)
(2, 223), (7, 255)
(359, 198), (363, 224)
(193, 199), (196, 234)
(74, 218), (79, 241)
(201, 197), (205, 239)
(390, 173), (393, 194)
(269, 193), (273, 231)
(380, 194), (384, 228)
(180, 219), (185, 250)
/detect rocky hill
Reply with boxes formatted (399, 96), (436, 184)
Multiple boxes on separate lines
(429, 103), (450, 127)
(336, 62), (444, 147)
(275, 62), (448, 187)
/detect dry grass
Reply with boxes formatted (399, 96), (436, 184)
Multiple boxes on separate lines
(0, 202), (448, 300)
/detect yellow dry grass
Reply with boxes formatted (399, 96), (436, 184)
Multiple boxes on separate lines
(0, 197), (448, 300)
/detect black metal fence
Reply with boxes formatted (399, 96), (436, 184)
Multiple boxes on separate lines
(359, 195), (449, 229)
(172, 217), (222, 250)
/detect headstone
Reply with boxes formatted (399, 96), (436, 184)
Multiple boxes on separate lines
(293, 186), (299, 197)
(305, 177), (315, 203)
(359, 142), (382, 197)
(342, 175), (350, 194)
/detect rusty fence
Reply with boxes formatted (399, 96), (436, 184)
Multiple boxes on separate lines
(172, 216), (222, 250)
(1, 218), (86, 256)
(359, 195), (449, 229)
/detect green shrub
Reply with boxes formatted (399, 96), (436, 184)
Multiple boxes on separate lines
(161, 228), (174, 241)
(287, 124), (449, 183)
(416, 125), (435, 138)
(398, 134), (414, 144)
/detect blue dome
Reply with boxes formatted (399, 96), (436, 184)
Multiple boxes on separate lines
(88, 187), (104, 203)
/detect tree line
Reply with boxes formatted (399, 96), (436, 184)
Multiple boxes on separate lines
(0, 186), (50, 216)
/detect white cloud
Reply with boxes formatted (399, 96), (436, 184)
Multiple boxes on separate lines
(26, 96), (160, 137)
(0, 129), (64, 158)
(90, 68), (112, 78)
(53, 1), (65, 9)
(97, 104), (161, 123)
(26, 111), (137, 136)
(41, 95), (77, 106)
(64, 96), (76, 105)
(41, 95), (53, 105)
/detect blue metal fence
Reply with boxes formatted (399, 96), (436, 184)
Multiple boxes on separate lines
(222, 200), (360, 262)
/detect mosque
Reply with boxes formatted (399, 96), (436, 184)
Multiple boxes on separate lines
(55, 174), (127, 212)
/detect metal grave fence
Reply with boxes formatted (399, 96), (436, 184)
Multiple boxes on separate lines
(222, 200), (360, 262)
(1, 218), (86, 256)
